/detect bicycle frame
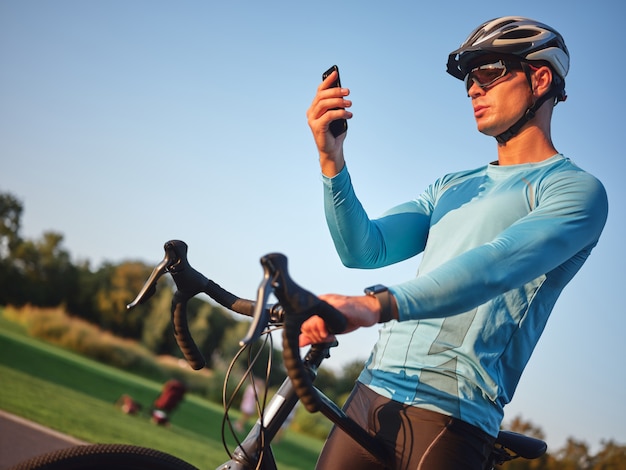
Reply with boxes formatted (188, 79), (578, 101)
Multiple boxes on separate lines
(219, 344), (388, 469)
(10, 240), (548, 470)
(127, 240), (546, 470)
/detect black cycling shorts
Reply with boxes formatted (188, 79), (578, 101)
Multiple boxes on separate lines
(315, 382), (495, 470)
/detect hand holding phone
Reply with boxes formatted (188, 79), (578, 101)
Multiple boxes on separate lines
(322, 65), (348, 138)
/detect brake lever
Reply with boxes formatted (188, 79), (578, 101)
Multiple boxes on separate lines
(126, 240), (209, 370)
(126, 242), (180, 309)
(265, 253), (346, 334)
(258, 252), (347, 413)
(239, 256), (275, 346)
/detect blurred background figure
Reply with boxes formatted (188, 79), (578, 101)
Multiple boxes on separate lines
(115, 394), (142, 415)
(234, 376), (264, 432)
(151, 379), (187, 426)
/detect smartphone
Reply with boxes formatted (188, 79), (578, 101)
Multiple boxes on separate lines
(322, 65), (348, 138)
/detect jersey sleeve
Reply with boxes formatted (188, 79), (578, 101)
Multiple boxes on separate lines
(390, 168), (608, 321)
(322, 165), (433, 268)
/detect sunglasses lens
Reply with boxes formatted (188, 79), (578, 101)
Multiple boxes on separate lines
(465, 61), (508, 91)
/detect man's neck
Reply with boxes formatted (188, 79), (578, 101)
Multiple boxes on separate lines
(496, 125), (557, 165)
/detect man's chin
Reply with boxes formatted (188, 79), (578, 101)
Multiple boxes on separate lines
(476, 123), (505, 138)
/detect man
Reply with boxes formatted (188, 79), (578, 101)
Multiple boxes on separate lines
(303, 17), (608, 469)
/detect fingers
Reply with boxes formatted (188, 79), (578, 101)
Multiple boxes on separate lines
(306, 73), (352, 134)
(306, 77), (352, 176)
(307, 91), (352, 126)
(299, 315), (337, 347)
(297, 294), (381, 347)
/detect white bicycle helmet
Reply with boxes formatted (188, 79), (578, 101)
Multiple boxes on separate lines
(447, 17), (570, 143)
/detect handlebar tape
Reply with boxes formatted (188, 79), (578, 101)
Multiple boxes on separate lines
(171, 292), (206, 370)
(281, 301), (347, 413)
(261, 253), (347, 413)
(282, 313), (318, 411)
(205, 279), (256, 317)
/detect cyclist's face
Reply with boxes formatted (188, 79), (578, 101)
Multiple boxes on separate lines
(467, 59), (533, 138)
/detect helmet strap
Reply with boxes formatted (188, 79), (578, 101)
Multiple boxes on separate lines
(495, 107), (536, 144)
(495, 64), (558, 144)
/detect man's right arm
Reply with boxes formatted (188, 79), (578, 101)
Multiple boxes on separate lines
(306, 68), (352, 177)
(323, 167), (431, 269)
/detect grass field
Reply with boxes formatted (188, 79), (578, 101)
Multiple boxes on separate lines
(0, 320), (323, 469)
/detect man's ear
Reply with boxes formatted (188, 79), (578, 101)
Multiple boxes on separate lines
(533, 65), (553, 98)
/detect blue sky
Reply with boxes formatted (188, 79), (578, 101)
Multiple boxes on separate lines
(2, 0), (624, 453)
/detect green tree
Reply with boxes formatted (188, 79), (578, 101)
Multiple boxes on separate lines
(0, 191), (23, 257)
(66, 259), (104, 323)
(12, 231), (79, 306)
(0, 191), (80, 308)
(95, 261), (153, 338)
(0, 192), (25, 304)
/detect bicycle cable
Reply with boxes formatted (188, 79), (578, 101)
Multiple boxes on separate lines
(221, 327), (276, 470)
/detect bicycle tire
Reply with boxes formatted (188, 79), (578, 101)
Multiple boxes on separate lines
(9, 443), (200, 470)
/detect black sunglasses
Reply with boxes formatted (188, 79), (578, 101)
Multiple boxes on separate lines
(464, 59), (524, 92)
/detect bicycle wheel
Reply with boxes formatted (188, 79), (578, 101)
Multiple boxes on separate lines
(9, 443), (200, 470)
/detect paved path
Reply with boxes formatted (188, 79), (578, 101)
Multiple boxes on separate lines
(0, 410), (86, 469)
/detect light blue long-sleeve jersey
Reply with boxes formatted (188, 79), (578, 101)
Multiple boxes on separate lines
(323, 154), (608, 436)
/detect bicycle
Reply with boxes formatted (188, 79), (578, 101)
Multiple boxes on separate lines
(10, 240), (548, 470)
